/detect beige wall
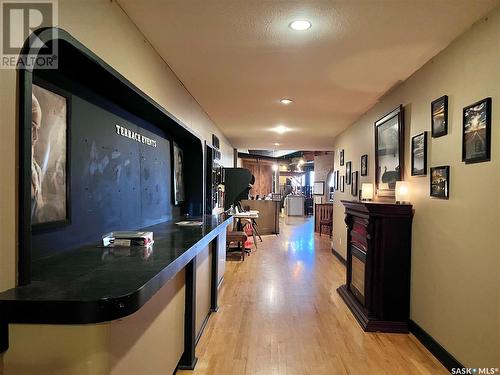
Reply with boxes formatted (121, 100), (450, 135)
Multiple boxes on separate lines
(108, 270), (185, 375)
(1, 271), (185, 375)
(332, 7), (500, 367)
(314, 153), (334, 202)
(195, 246), (212, 337)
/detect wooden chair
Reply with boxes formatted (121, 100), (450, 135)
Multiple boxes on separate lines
(318, 205), (333, 238)
(226, 231), (249, 261)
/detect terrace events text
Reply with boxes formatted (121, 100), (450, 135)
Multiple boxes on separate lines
(115, 124), (157, 148)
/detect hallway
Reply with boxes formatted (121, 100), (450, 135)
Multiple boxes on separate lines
(178, 217), (448, 375)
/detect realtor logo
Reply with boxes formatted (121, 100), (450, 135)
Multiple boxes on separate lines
(1, 0), (58, 69)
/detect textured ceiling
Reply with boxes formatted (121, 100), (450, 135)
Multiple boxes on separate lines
(118, 0), (498, 150)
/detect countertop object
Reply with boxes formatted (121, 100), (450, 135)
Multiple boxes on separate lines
(0, 214), (232, 325)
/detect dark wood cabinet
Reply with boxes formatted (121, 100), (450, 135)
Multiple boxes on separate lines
(337, 201), (413, 333)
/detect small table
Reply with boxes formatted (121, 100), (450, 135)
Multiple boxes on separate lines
(233, 211), (260, 248)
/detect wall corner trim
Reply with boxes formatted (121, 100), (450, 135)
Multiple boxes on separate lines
(331, 247), (347, 266)
(409, 319), (463, 372)
(331, 244), (463, 371)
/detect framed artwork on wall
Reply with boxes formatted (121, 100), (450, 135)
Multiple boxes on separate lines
(351, 171), (358, 197)
(172, 142), (185, 205)
(313, 181), (325, 195)
(340, 176), (345, 192)
(431, 95), (448, 138)
(346, 161), (352, 184)
(411, 131), (427, 176)
(340, 149), (345, 166)
(334, 171), (339, 191)
(374, 105), (404, 197)
(31, 80), (71, 230)
(430, 166), (450, 199)
(462, 98), (492, 164)
(360, 154), (368, 176)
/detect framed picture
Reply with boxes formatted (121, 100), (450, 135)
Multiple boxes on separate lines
(431, 95), (448, 138)
(462, 98), (492, 164)
(346, 161), (352, 185)
(313, 181), (325, 195)
(351, 171), (358, 197)
(430, 166), (450, 199)
(340, 176), (345, 192)
(334, 171), (339, 191)
(340, 149), (345, 166)
(361, 154), (368, 176)
(31, 80), (71, 230)
(172, 142), (185, 205)
(411, 132), (427, 176)
(374, 105), (404, 197)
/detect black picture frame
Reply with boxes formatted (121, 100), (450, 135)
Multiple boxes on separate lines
(360, 154), (368, 176)
(411, 131), (427, 176)
(462, 98), (492, 164)
(430, 166), (450, 199)
(172, 142), (185, 206)
(351, 171), (358, 197)
(31, 78), (72, 232)
(334, 171), (339, 191)
(431, 95), (448, 138)
(346, 161), (352, 185)
(340, 176), (345, 192)
(374, 105), (404, 197)
(340, 150), (344, 166)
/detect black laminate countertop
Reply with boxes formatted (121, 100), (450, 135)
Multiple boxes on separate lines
(0, 214), (232, 324)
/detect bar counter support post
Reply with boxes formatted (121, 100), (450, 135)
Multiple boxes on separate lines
(210, 239), (219, 312)
(178, 258), (198, 370)
(0, 304), (8, 353)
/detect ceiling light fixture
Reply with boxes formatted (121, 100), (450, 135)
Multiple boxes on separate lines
(274, 143), (280, 146)
(289, 20), (312, 31)
(272, 125), (290, 134)
(280, 98), (293, 105)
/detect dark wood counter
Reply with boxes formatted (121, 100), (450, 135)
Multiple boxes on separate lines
(0, 214), (232, 325)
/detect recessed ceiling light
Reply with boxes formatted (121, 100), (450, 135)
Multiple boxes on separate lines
(280, 99), (293, 105)
(272, 125), (290, 134)
(274, 143), (280, 146)
(289, 20), (312, 31)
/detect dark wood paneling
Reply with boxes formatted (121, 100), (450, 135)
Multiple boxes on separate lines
(242, 159), (274, 197)
(314, 203), (333, 233)
(338, 201), (413, 333)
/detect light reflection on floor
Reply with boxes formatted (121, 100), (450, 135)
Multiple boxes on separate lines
(256, 215), (323, 310)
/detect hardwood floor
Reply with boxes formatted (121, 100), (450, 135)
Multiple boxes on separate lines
(178, 216), (448, 375)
